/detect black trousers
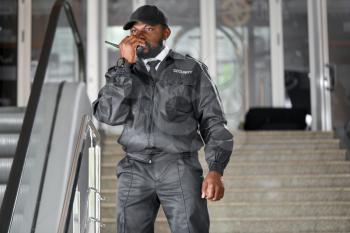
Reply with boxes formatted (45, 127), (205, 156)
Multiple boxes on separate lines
(116, 152), (210, 233)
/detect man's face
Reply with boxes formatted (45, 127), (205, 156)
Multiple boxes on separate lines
(130, 22), (170, 58)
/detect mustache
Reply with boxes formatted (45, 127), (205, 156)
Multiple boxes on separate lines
(137, 41), (164, 59)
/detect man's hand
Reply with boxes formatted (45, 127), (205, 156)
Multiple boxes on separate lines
(201, 171), (224, 201)
(118, 35), (146, 64)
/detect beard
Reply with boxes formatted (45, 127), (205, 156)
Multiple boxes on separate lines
(136, 40), (164, 59)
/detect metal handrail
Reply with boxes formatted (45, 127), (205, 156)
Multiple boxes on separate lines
(0, 0), (86, 231)
(63, 1), (86, 83)
(57, 115), (102, 233)
(82, 187), (105, 233)
(86, 118), (103, 233)
(87, 119), (101, 146)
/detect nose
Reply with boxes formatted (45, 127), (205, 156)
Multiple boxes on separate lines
(134, 30), (141, 36)
(137, 31), (146, 39)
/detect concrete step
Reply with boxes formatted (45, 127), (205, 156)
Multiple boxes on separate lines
(103, 131), (336, 144)
(101, 133), (338, 152)
(238, 130), (334, 136)
(102, 138), (340, 146)
(101, 216), (350, 233)
(231, 148), (347, 156)
(101, 161), (350, 176)
(217, 161), (350, 176)
(234, 141), (340, 150)
(237, 131), (335, 138)
(101, 174), (350, 190)
(101, 149), (347, 164)
(236, 138), (339, 144)
(102, 140), (340, 151)
(101, 201), (350, 219)
(101, 187), (350, 204)
(101, 148), (345, 159)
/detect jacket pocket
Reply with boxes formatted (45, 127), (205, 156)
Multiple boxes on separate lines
(116, 156), (133, 178)
(167, 76), (195, 112)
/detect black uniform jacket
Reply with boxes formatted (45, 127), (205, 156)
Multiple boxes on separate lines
(92, 50), (234, 175)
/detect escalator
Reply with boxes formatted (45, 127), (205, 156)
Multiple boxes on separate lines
(0, 107), (25, 206)
(0, 1), (101, 232)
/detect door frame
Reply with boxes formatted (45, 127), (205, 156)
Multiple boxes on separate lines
(269, 0), (286, 107)
(17, 0), (32, 107)
(307, 0), (332, 131)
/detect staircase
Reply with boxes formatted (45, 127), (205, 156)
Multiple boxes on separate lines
(0, 107), (25, 207)
(101, 131), (350, 233)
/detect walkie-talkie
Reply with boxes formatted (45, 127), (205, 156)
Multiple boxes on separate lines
(104, 40), (143, 53)
(104, 40), (119, 49)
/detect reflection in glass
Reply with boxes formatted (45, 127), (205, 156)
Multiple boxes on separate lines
(282, 0), (310, 112)
(327, 0), (350, 130)
(216, 0), (271, 128)
(31, 0), (86, 82)
(46, 12), (77, 82)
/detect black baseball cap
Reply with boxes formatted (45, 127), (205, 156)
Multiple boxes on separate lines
(123, 5), (168, 30)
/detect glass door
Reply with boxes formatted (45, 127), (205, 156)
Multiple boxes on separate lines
(282, 0), (310, 114)
(326, 0), (350, 140)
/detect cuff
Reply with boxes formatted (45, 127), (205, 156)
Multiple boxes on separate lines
(105, 65), (132, 85)
(208, 162), (224, 176)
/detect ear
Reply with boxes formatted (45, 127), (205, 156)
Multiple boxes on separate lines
(163, 27), (171, 40)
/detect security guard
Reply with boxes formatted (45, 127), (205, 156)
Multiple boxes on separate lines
(93, 5), (234, 233)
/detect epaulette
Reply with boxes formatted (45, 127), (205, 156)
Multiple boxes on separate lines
(185, 54), (209, 71)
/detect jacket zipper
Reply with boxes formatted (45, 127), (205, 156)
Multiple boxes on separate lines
(148, 79), (156, 147)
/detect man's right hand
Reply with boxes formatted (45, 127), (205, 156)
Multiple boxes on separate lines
(118, 35), (146, 64)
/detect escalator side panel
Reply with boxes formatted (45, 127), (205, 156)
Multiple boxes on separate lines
(8, 83), (62, 233)
(35, 82), (91, 233)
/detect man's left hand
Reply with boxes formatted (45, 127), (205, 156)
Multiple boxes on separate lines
(201, 171), (224, 201)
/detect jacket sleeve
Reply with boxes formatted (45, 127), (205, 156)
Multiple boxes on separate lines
(193, 63), (234, 176)
(92, 64), (133, 126)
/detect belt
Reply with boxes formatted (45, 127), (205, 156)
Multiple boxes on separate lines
(125, 151), (198, 164)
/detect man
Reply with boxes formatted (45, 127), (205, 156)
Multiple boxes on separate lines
(93, 5), (233, 233)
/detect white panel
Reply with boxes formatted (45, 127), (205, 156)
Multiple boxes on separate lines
(307, 0), (319, 130)
(200, 0), (217, 79)
(100, 0), (108, 86)
(320, 0), (332, 131)
(87, 0), (107, 102)
(269, 0), (285, 107)
(307, 0), (332, 131)
(17, 0), (32, 107)
(87, 0), (100, 103)
(87, 0), (108, 130)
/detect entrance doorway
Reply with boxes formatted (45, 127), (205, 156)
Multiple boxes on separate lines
(0, 1), (18, 106)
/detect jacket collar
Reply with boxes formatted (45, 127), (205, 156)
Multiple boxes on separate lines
(132, 49), (186, 75)
(167, 49), (186, 60)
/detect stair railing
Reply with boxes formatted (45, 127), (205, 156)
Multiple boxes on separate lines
(57, 114), (103, 233)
